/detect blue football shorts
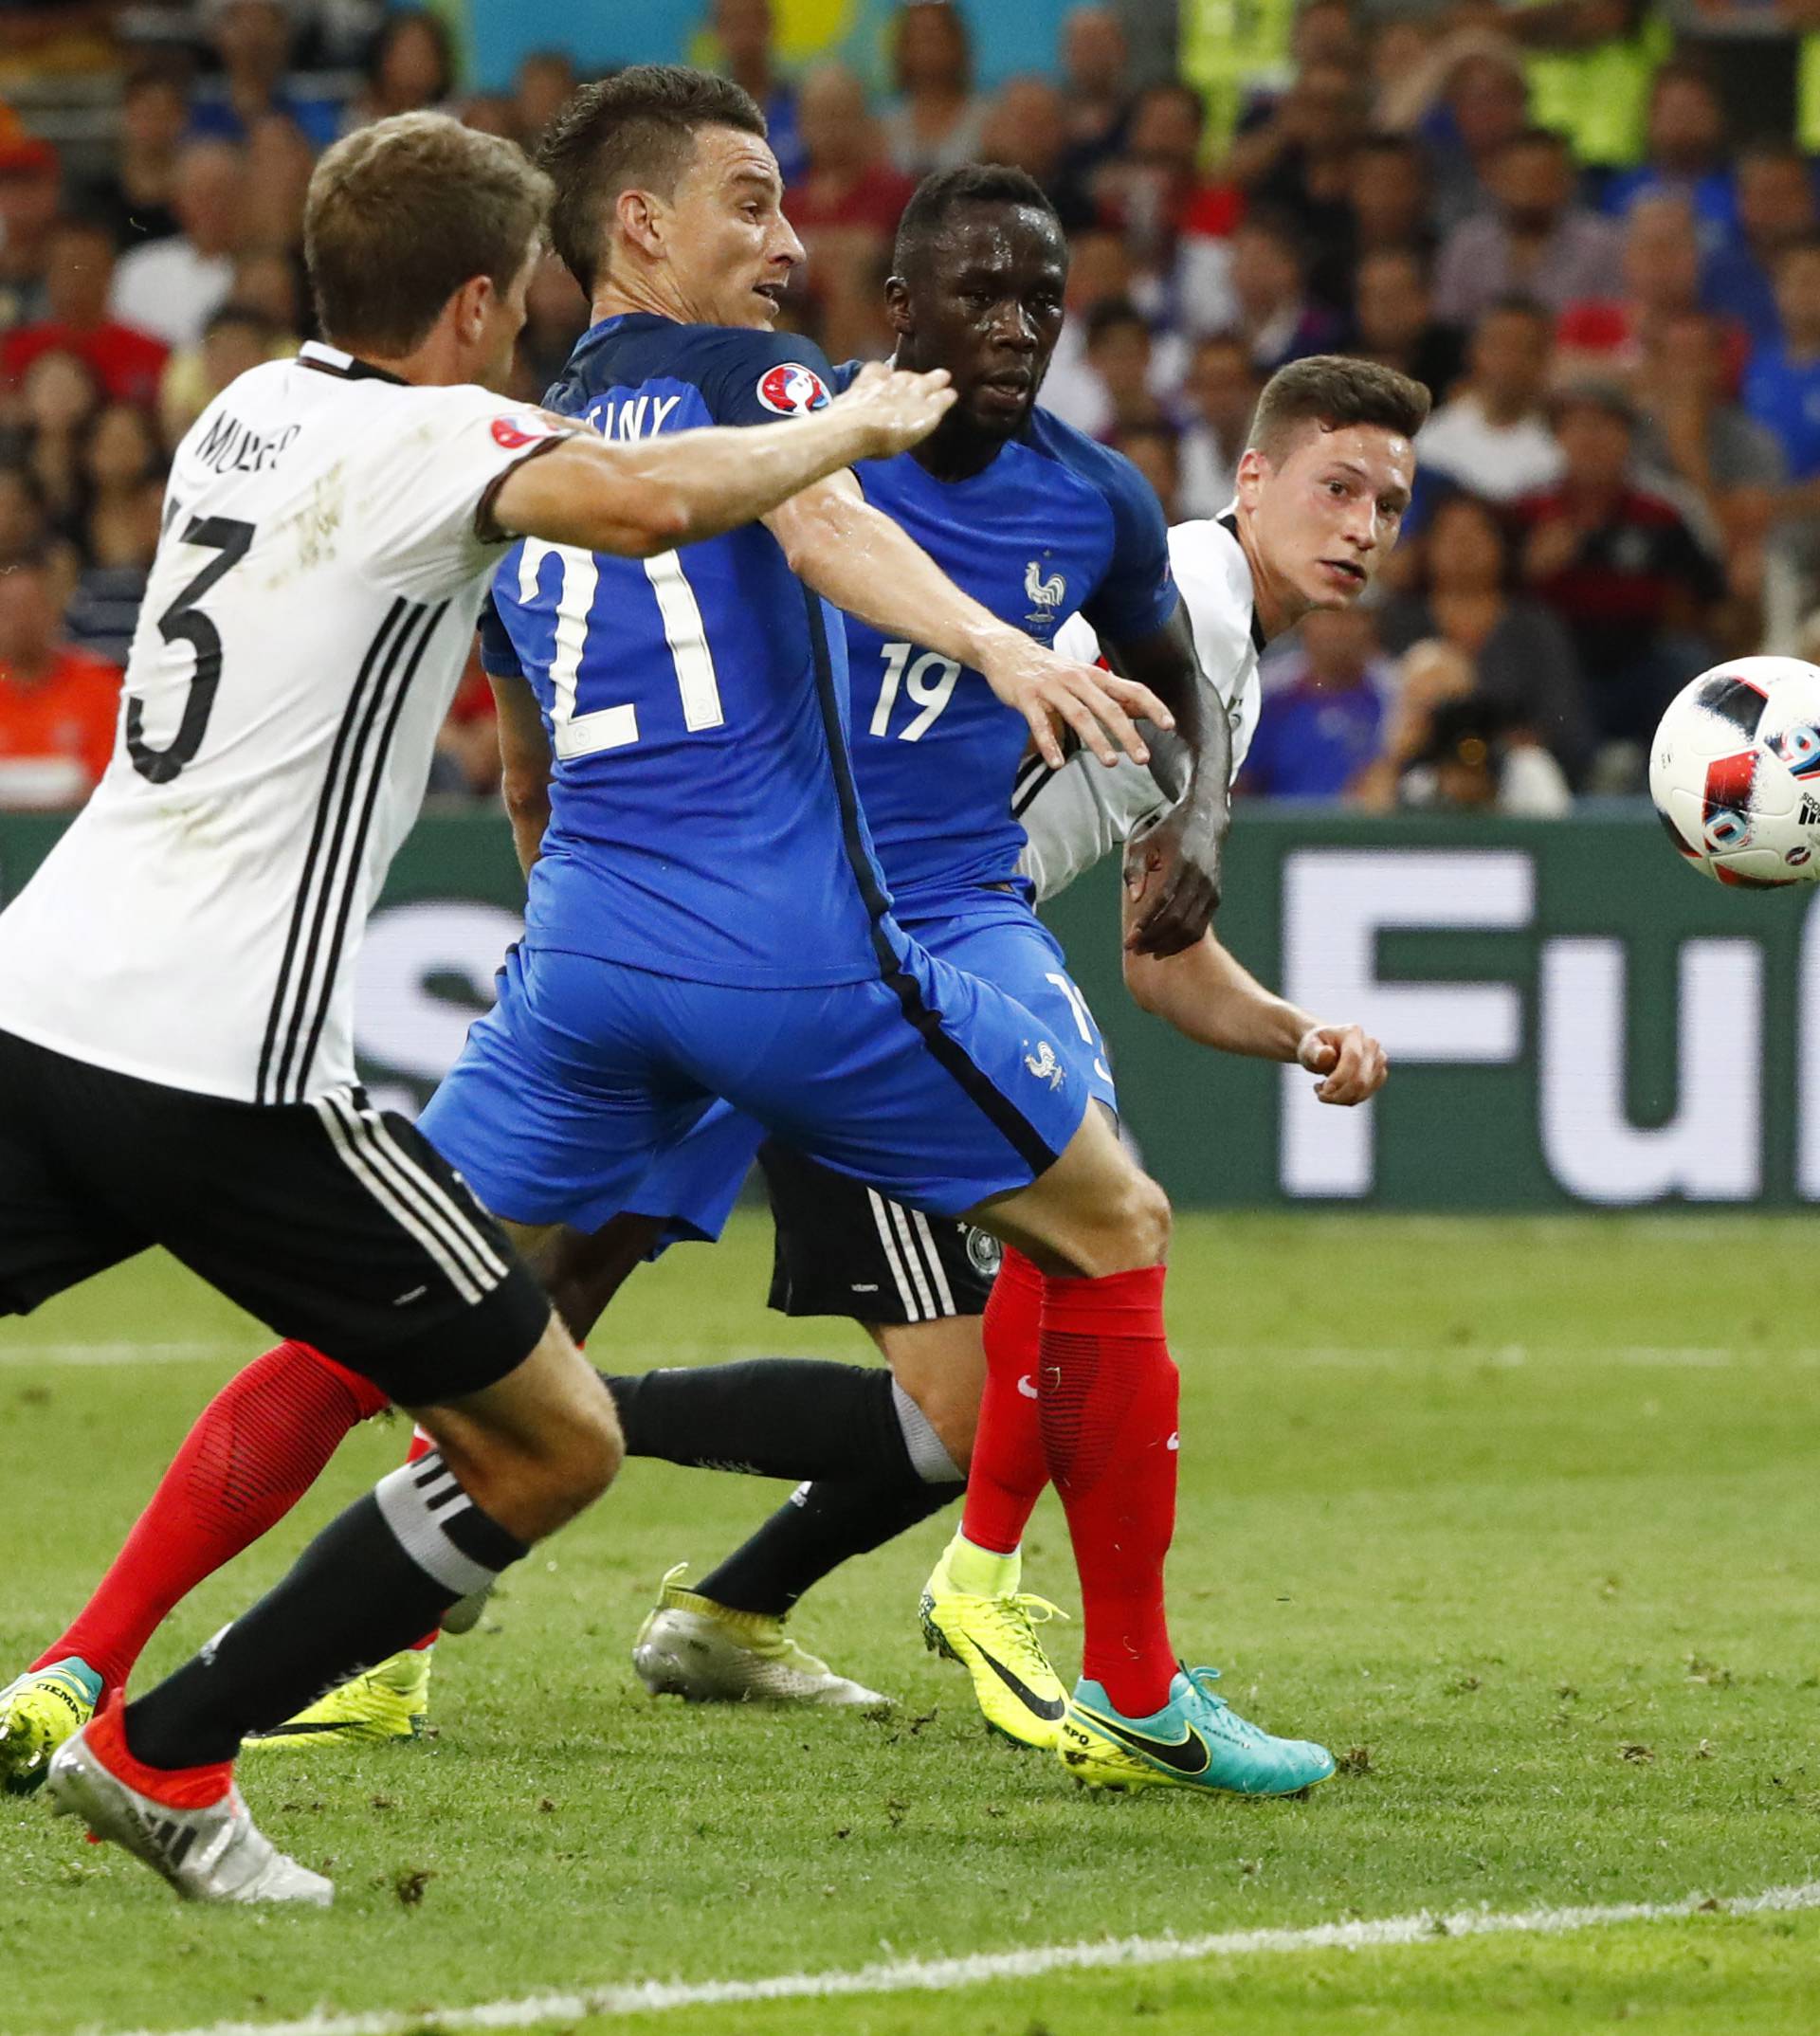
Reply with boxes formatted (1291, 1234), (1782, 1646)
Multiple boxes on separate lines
(419, 898), (1102, 1234)
(611, 892), (1117, 1248)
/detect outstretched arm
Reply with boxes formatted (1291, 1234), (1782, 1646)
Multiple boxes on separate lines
(1122, 917), (1388, 1105)
(488, 362), (956, 562)
(765, 474), (1172, 772)
(1100, 600), (1231, 959)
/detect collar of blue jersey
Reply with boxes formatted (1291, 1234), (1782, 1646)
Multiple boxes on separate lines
(297, 339), (409, 388)
(1216, 510), (1268, 655)
(540, 314), (666, 415)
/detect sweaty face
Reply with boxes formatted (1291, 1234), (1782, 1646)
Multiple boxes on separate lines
(1242, 423), (1413, 613)
(662, 125), (802, 330)
(892, 205), (1066, 439)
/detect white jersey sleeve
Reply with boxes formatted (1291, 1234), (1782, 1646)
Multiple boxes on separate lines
(358, 385), (573, 601)
(1017, 514), (1263, 904)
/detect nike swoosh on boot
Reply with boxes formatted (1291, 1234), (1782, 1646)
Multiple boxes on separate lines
(973, 1643), (1065, 1722)
(1077, 1706), (1211, 1776)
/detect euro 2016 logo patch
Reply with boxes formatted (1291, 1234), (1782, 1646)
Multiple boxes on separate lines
(489, 411), (562, 449)
(755, 363), (831, 415)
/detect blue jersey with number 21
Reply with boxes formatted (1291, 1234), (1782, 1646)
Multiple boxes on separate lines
(840, 380), (1178, 915)
(482, 315), (895, 990)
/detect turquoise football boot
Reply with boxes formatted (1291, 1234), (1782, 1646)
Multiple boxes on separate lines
(1057, 1664), (1337, 1797)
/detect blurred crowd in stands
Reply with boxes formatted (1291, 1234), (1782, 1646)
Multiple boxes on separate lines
(4, 0), (1820, 817)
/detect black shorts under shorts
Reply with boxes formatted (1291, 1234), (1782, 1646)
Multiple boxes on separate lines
(0, 1027), (550, 1405)
(758, 1138), (998, 1326)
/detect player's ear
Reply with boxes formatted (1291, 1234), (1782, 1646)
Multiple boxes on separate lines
(1235, 445), (1268, 510)
(615, 186), (665, 262)
(450, 272), (494, 348)
(883, 275), (914, 339)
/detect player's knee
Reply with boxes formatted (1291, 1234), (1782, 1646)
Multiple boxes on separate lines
(497, 1388), (619, 1540)
(560, 1385), (624, 1507)
(500, 1328), (625, 1532)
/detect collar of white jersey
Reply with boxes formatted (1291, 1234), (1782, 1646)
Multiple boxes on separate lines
(297, 339), (410, 388)
(1215, 508), (1268, 656)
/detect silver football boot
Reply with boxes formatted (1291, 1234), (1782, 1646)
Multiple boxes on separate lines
(46, 1726), (332, 1905)
(632, 1565), (890, 1707)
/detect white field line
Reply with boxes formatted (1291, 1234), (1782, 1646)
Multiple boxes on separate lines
(82, 1880), (1820, 2036)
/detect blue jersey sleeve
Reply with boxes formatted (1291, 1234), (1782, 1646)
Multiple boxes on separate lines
(1076, 441), (1178, 646)
(478, 591), (522, 680)
(1022, 410), (1178, 647)
(696, 329), (840, 428)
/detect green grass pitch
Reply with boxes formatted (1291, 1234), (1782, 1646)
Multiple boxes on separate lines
(4, 1212), (1820, 2035)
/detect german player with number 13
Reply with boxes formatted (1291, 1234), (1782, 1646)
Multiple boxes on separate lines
(0, 110), (962, 1900)
(0, 64), (1173, 1885)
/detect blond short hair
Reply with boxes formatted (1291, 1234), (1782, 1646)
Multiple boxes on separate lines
(304, 112), (552, 354)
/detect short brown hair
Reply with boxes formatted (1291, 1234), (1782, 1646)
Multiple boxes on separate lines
(1248, 354), (1430, 459)
(304, 113), (551, 355)
(538, 65), (766, 297)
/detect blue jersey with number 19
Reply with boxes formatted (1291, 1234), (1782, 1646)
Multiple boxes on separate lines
(482, 315), (896, 989)
(843, 399), (1178, 915)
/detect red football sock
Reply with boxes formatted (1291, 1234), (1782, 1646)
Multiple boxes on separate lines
(959, 1245), (1049, 1555)
(34, 1341), (389, 1698)
(86, 1700), (233, 1807)
(1038, 1265), (1179, 1717)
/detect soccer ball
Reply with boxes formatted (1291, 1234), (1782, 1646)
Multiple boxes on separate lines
(1650, 656), (1820, 888)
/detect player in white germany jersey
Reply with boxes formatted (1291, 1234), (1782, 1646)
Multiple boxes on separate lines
(0, 109), (957, 1900)
(1018, 511), (1264, 903)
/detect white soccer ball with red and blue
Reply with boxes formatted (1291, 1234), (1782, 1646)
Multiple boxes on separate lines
(1650, 657), (1820, 888)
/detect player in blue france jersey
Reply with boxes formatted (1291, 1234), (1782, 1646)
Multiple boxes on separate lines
(462, 174), (1411, 1791)
(417, 86), (1210, 1300)
(405, 75), (1331, 1797)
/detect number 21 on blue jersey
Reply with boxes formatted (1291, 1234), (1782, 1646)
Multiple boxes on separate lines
(516, 536), (726, 758)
